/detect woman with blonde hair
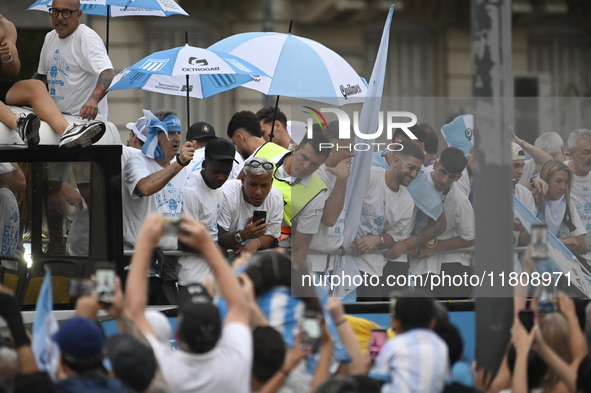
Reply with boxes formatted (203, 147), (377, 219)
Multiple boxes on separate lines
(536, 160), (589, 256)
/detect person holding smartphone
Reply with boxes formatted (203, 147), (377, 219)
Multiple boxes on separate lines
(218, 157), (284, 255)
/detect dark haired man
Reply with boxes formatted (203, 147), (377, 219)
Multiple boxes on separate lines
(227, 110), (287, 161)
(353, 141), (422, 296)
(256, 106), (291, 149)
(412, 147), (474, 298)
(370, 291), (448, 393)
(178, 138), (236, 287)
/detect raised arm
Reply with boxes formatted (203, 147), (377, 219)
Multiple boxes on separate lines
(178, 214), (248, 325)
(513, 134), (553, 173)
(135, 143), (194, 196)
(321, 158), (351, 226)
(0, 19), (20, 77)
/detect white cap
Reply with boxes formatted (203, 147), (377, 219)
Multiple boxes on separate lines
(125, 117), (149, 143)
(144, 309), (171, 345)
(0, 163), (16, 175)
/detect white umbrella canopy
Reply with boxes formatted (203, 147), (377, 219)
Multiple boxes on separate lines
(209, 32), (367, 107)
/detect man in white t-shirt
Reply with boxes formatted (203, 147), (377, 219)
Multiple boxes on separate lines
(567, 128), (591, 270)
(184, 121), (243, 181)
(308, 121), (354, 274)
(177, 138), (236, 287)
(0, 163), (25, 270)
(412, 147), (475, 298)
(218, 157), (283, 255)
(122, 110), (194, 303)
(125, 214), (252, 393)
(34, 0), (115, 122)
(353, 141), (420, 297)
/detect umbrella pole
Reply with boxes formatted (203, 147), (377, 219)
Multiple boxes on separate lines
(106, 7), (110, 53)
(269, 95), (280, 143)
(186, 74), (190, 130)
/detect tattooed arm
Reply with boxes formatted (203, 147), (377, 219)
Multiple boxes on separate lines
(80, 68), (115, 120)
(384, 211), (446, 260)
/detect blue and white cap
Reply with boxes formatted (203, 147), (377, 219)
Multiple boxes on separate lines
(441, 114), (474, 156)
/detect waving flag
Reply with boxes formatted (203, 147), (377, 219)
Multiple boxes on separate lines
(332, 5), (395, 297)
(32, 269), (60, 380)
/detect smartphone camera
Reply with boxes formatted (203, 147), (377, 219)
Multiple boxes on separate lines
(300, 313), (322, 353)
(530, 223), (548, 260)
(95, 263), (116, 305)
(518, 309), (534, 332)
(162, 218), (182, 235)
(252, 211), (267, 225)
(369, 328), (388, 361)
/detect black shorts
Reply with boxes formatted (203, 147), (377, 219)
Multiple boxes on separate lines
(0, 81), (16, 103)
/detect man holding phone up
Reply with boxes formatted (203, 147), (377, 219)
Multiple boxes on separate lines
(218, 157), (284, 255)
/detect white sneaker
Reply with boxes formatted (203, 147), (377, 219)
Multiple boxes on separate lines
(59, 122), (106, 152)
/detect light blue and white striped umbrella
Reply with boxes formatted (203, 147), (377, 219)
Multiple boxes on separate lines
(109, 45), (268, 99)
(209, 32), (367, 107)
(27, 0), (188, 17)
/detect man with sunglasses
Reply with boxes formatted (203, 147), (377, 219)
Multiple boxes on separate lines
(218, 157), (283, 255)
(353, 141), (423, 298)
(33, 0), (115, 122)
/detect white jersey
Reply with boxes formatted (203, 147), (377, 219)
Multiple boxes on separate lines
(308, 164), (345, 272)
(123, 154), (187, 250)
(177, 173), (224, 285)
(354, 166), (414, 276)
(410, 173), (475, 275)
(218, 179), (283, 240)
(567, 163), (591, 263)
(38, 25), (113, 120)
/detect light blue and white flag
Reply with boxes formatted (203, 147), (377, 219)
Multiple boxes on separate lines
(32, 269), (59, 380)
(513, 195), (591, 297)
(332, 5), (395, 297)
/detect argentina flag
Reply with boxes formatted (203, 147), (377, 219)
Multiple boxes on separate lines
(32, 269), (59, 380)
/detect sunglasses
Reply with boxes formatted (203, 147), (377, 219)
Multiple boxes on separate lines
(246, 160), (274, 171)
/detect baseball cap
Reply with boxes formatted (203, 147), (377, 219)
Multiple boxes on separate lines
(126, 117), (149, 143)
(53, 317), (104, 359)
(187, 121), (217, 142)
(177, 283), (222, 353)
(205, 138), (238, 162)
(511, 142), (525, 161)
(441, 114), (474, 156)
(105, 334), (157, 392)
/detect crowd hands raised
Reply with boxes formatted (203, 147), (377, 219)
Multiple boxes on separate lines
(2, 230), (590, 393)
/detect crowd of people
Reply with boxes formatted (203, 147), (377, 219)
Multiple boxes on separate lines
(1, 0), (591, 392)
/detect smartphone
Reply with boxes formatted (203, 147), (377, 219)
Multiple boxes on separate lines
(530, 223), (548, 259)
(95, 263), (116, 305)
(252, 211), (267, 225)
(369, 328), (388, 361)
(300, 313), (322, 353)
(518, 309), (534, 332)
(162, 218), (182, 235)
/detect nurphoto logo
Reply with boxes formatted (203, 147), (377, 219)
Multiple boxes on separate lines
(303, 106), (418, 151)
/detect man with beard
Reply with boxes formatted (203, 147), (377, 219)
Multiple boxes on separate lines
(353, 141), (422, 298)
(218, 157), (283, 255)
(567, 129), (591, 271)
(177, 138), (237, 287)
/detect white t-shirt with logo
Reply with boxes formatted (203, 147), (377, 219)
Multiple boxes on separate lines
(355, 166), (415, 276)
(218, 179), (283, 240)
(308, 164), (346, 272)
(177, 173), (224, 285)
(146, 322), (252, 393)
(0, 187), (19, 270)
(123, 154), (186, 250)
(38, 25), (113, 120)
(410, 172), (475, 275)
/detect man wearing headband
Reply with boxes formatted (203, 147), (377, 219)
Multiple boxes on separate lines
(122, 109), (194, 303)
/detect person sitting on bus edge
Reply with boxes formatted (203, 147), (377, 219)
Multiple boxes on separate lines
(0, 1), (106, 149)
(256, 106), (292, 150)
(122, 109), (194, 304)
(217, 157), (283, 255)
(177, 138), (236, 290)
